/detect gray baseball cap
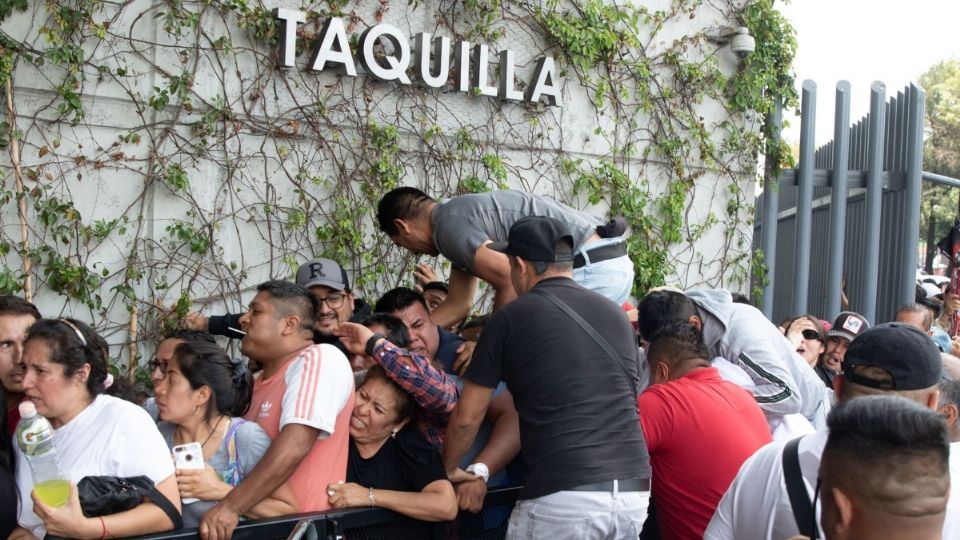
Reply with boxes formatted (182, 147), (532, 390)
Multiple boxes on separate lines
(295, 258), (350, 291)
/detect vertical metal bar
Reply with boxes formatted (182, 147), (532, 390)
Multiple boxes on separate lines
(858, 120), (867, 169)
(860, 118), (869, 168)
(761, 98), (783, 318)
(884, 102), (893, 170)
(794, 80), (817, 315)
(902, 84), (925, 307)
(851, 121), (860, 170)
(862, 82), (886, 323)
(826, 81), (852, 319)
(895, 91), (906, 170)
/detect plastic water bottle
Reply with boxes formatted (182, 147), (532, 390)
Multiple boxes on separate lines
(15, 401), (69, 507)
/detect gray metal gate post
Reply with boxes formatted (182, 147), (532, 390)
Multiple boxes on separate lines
(902, 85), (925, 307)
(792, 81), (817, 316)
(826, 82), (851, 318)
(761, 99), (783, 318)
(861, 82), (886, 324)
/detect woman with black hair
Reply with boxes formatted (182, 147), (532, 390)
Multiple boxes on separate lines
(155, 341), (297, 527)
(10, 318), (180, 539)
(327, 365), (457, 522)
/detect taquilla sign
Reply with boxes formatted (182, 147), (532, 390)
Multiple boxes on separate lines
(273, 8), (561, 106)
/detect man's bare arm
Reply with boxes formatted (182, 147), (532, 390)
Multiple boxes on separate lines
(431, 267), (478, 328)
(472, 242), (517, 310)
(199, 423), (318, 540)
(443, 381), (495, 474)
(474, 389), (520, 476)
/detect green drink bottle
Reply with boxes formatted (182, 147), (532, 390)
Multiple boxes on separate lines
(15, 401), (69, 507)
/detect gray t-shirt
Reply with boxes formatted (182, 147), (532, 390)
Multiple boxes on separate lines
(158, 418), (271, 528)
(431, 191), (603, 273)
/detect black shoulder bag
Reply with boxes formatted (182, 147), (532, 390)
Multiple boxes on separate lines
(532, 288), (638, 395)
(782, 435), (818, 539)
(46, 475), (182, 540)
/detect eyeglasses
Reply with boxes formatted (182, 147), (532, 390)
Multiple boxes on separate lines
(317, 293), (345, 310)
(801, 329), (821, 341)
(148, 359), (168, 376)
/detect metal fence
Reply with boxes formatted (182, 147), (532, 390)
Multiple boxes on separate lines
(129, 487), (519, 540)
(754, 81), (925, 325)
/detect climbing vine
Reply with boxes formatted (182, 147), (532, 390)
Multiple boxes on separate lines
(0, 0), (796, 379)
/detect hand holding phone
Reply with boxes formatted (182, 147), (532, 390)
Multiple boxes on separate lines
(173, 442), (205, 504)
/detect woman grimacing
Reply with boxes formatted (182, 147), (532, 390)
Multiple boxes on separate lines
(327, 365), (457, 521)
(155, 341), (297, 527)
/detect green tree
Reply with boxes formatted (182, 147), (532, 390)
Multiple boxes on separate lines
(919, 60), (960, 272)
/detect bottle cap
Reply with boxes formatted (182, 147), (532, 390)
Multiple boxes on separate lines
(18, 401), (37, 418)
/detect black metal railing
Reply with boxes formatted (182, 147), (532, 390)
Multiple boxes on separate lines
(131, 486), (521, 540)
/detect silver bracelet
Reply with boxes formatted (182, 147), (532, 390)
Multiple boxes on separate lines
(368, 486), (376, 507)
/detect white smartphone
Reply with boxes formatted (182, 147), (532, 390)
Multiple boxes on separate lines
(173, 442), (205, 469)
(172, 442), (204, 504)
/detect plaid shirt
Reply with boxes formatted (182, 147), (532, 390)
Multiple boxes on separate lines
(372, 340), (459, 448)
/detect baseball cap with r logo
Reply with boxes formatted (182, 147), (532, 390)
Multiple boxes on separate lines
(295, 258), (350, 291)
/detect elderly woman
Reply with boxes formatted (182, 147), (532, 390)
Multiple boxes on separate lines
(327, 365), (457, 522)
(155, 341), (297, 528)
(9, 319), (181, 540)
(782, 315), (826, 368)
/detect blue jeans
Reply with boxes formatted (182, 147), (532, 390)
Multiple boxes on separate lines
(572, 237), (634, 305)
(506, 482), (647, 540)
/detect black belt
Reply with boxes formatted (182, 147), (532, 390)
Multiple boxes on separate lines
(568, 478), (650, 492)
(573, 242), (627, 269)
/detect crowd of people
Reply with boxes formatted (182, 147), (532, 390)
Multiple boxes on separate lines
(0, 187), (956, 540)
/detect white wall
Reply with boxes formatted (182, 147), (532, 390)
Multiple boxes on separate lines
(0, 0), (759, 368)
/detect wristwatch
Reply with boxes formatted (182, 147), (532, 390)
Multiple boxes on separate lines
(466, 462), (489, 483)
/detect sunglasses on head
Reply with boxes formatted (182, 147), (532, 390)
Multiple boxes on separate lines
(801, 329), (821, 341)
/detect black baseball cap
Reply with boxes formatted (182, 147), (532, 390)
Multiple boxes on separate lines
(827, 311), (869, 342)
(295, 258), (350, 291)
(842, 322), (942, 391)
(488, 216), (575, 262)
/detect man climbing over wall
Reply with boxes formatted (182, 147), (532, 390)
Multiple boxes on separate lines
(376, 187), (633, 327)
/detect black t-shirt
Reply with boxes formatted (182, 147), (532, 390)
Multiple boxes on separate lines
(347, 424), (447, 492)
(466, 276), (651, 499)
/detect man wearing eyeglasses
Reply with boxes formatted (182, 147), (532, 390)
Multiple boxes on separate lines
(181, 259), (372, 355)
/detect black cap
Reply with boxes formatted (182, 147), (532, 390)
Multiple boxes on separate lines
(827, 311), (869, 342)
(295, 258), (350, 291)
(842, 322), (942, 391)
(488, 216), (574, 262)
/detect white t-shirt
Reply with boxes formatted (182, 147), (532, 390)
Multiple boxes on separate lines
(16, 394), (176, 536)
(704, 430), (827, 540)
(707, 429), (960, 540)
(943, 440), (960, 539)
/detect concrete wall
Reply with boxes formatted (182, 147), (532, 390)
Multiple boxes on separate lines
(0, 0), (758, 368)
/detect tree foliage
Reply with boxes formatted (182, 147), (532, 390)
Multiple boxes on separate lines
(919, 60), (960, 271)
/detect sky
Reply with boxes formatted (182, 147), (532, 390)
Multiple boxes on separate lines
(779, 0), (960, 146)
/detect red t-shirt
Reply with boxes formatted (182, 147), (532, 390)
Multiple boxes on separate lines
(639, 367), (772, 540)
